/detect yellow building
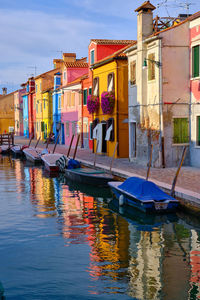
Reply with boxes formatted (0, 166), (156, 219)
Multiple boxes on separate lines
(42, 89), (53, 140)
(92, 48), (129, 158)
(0, 90), (15, 134)
(35, 69), (59, 140)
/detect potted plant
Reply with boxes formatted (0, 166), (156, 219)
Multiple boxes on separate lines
(101, 91), (115, 114)
(87, 95), (99, 114)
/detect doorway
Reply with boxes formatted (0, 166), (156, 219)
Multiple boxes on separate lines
(130, 122), (136, 158)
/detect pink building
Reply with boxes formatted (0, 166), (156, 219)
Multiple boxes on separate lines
(190, 11), (200, 167)
(14, 88), (26, 135)
(61, 75), (87, 148)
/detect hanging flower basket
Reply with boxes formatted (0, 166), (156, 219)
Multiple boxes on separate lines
(101, 91), (115, 114)
(87, 95), (99, 114)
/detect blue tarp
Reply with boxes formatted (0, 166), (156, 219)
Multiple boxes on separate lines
(118, 177), (175, 202)
(67, 159), (81, 169)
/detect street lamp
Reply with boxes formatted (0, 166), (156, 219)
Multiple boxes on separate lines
(143, 58), (162, 69)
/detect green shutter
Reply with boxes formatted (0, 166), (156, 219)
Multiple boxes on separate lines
(83, 89), (87, 105)
(41, 121), (44, 132)
(193, 46), (199, 78)
(173, 118), (188, 143)
(89, 88), (92, 95)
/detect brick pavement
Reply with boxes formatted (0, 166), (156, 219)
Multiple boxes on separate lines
(14, 136), (200, 212)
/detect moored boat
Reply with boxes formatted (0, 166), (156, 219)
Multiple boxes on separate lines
(65, 167), (114, 187)
(23, 148), (43, 164)
(41, 153), (64, 172)
(0, 145), (11, 154)
(108, 177), (179, 214)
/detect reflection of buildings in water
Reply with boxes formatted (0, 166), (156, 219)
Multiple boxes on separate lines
(162, 223), (190, 300)
(29, 168), (56, 218)
(128, 225), (162, 300)
(14, 159), (26, 195)
(189, 229), (200, 299)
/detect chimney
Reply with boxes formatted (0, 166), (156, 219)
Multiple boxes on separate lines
(135, 1), (156, 42)
(2, 87), (7, 95)
(62, 53), (76, 63)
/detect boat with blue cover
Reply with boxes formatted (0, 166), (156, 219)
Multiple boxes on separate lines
(108, 177), (179, 213)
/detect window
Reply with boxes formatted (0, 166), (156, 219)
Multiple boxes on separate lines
(71, 93), (75, 106)
(83, 89), (87, 105)
(36, 84), (38, 93)
(40, 82), (42, 91)
(79, 93), (82, 105)
(58, 95), (61, 109)
(130, 61), (136, 85)
(67, 92), (71, 107)
(93, 77), (99, 96)
(192, 45), (200, 78)
(44, 99), (46, 109)
(36, 104), (38, 113)
(41, 121), (44, 132)
(148, 53), (155, 81)
(197, 116), (200, 146)
(173, 118), (189, 144)
(64, 71), (66, 80)
(66, 122), (70, 136)
(72, 121), (77, 135)
(108, 73), (114, 92)
(89, 87), (92, 95)
(90, 50), (95, 65)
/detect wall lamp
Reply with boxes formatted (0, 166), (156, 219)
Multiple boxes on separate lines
(143, 58), (162, 69)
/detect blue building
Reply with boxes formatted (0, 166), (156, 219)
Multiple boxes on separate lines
(22, 83), (29, 138)
(52, 72), (62, 143)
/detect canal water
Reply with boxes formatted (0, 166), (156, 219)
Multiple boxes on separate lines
(0, 156), (200, 300)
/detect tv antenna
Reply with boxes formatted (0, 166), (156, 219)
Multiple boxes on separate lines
(156, 0), (194, 17)
(27, 65), (37, 77)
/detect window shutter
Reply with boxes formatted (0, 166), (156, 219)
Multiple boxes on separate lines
(130, 61), (136, 85)
(148, 53), (155, 81)
(83, 89), (87, 105)
(193, 46), (199, 78)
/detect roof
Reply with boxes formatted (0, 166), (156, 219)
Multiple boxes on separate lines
(34, 68), (60, 80)
(90, 39), (136, 45)
(135, 1), (156, 12)
(64, 61), (88, 68)
(92, 43), (136, 69)
(188, 10), (200, 21)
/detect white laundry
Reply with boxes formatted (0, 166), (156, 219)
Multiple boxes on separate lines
(93, 125), (98, 139)
(105, 124), (113, 141)
(96, 124), (102, 153)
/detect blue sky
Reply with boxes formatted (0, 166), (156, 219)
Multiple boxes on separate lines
(0, 0), (199, 93)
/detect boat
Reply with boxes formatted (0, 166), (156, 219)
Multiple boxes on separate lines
(23, 148), (43, 164)
(108, 177), (179, 214)
(65, 167), (114, 187)
(0, 144), (11, 154)
(41, 153), (64, 173)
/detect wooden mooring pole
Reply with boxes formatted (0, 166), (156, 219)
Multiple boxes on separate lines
(67, 134), (74, 158)
(146, 144), (153, 181)
(73, 134), (80, 160)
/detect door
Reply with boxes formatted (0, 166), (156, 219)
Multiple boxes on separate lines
(83, 118), (89, 149)
(130, 122), (136, 158)
(61, 123), (65, 145)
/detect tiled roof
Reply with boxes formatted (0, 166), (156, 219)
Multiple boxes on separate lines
(188, 10), (200, 21)
(90, 39), (136, 45)
(34, 68), (60, 79)
(92, 43), (136, 68)
(64, 62), (88, 68)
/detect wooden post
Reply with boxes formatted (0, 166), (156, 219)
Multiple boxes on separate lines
(67, 134), (74, 157)
(94, 140), (99, 168)
(28, 133), (33, 147)
(73, 134), (80, 160)
(110, 142), (118, 173)
(35, 136), (41, 149)
(146, 144), (153, 181)
(170, 146), (187, 197)
(52, 133), (60, 154)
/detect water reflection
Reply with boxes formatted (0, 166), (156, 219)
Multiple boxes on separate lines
(1, 156), (200, 299)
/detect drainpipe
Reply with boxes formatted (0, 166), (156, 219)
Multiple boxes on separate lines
(158, 38), (164, 168)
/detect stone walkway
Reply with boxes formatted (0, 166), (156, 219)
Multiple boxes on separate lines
(14, 136), (200, 213)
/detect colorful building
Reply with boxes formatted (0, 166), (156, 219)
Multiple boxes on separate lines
(52, 72), (62, 143)
(189, 11), (200, 167)
(92, 47), (130, 158)
(125, 1), (191, 167)
(28, 78), (35, 138)
(14, 88), (26, 136)
(61, 75), (87, 149)
(0, 89), (15, 134)
(35, 69), (58, 140)
(22, 83), (29, 138)
(81, 39), (136, 151)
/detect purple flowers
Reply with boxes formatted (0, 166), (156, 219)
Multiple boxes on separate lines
(87, 95), (99, 114)
(101, 91), (115, 114)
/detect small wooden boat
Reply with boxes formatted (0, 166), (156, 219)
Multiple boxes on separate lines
(23, 148), (43, 164)
(108, 177), (179, 214)
(65, 167), (114, 187)
(0, 145), (11, 154)
(41, 153), (64, 173)
(10, 145), (25, 157)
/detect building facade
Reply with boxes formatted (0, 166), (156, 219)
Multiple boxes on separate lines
(14, 88), (25, 136)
